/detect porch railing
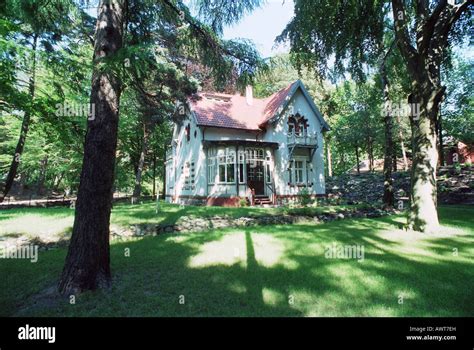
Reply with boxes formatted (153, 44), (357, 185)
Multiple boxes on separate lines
(287, 134), (317, 147)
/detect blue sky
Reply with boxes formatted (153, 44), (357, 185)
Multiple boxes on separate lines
(223, 0), (294, 58)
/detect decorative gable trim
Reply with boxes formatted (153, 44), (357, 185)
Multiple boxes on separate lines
(261, 80), (330, 132)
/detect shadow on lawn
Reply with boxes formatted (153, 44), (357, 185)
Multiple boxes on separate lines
(8, 211), (474, 317)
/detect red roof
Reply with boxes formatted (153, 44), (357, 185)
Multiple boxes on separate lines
(191, 82), (296, 131)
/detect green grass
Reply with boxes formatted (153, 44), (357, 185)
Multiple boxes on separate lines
(0, 205), (473, 317)
(0, 200), (365, 238)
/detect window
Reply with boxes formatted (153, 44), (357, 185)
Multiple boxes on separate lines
(183, 161), (193, 190)
(190, 162), (195, 189)
(288, 114), (308, 136)
(294, 160), (304, 183)
(266, 163), (271, 183)
(208, 148), (217, 184)
(212, 148), (235, 184)
(238, 151), (245, 183)
(289, 158), (306, 184)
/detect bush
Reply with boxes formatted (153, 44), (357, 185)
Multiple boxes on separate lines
(298, 188), (313, 206)
(239, 197), (248, 207)
(454, 162), (461, 174)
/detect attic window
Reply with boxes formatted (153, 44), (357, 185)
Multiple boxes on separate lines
(203, 93), (231, 102)
(288, 113), (308, 136)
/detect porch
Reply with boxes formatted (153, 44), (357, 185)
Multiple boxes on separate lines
(203, 140), (279, 205)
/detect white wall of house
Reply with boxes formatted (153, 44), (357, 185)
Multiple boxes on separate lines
(263, 89), (326, 197)
(165, 112), (207, 204)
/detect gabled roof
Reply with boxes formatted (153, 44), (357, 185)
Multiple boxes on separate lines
(189, 80), (330, 132)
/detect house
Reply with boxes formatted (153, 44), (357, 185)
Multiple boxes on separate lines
(165, 80), (330, 206)
(443, 139), (474, 165)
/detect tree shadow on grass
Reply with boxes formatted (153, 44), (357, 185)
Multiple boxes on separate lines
(8, 212), (474, 317)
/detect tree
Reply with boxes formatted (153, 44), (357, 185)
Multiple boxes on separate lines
(379, 40), (397, 208)
(279, 0), (473, 232)
(58, 0), (126, 294)
(58, 0), (265, 294)
(390, 0), (472, 231)
(0, 0), (78, 202)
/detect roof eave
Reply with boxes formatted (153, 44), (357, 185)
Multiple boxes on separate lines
(196, 123), (263, 132)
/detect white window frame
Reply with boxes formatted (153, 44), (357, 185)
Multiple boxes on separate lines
(207, 148), (217, 184)
(238, 151), (246, 184)
(290, 157), (307, 185)
(217, 148), (236, 184)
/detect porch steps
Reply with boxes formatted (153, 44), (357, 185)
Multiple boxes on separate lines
(254, 195), (272, 206)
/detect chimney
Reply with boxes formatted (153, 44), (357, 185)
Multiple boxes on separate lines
(245, 85), (253, 106)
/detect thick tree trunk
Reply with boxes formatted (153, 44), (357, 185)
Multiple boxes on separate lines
(58, 0), (125, 295)
(381, 64), (394, 208)
(0, 34), (38, 203)
(407, 85), (443, 232)
(132, 124), (149, 203)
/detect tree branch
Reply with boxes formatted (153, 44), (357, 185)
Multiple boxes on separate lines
(391, 0), (419, 74)
(419, 0), (448, 54)
(160, 0), (257, 66)
(431, 0), (473, 51)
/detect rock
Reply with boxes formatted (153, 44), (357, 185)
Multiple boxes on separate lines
(164, 225), (174, 233)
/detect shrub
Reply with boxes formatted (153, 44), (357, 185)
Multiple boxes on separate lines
(239, 197), (248, 207)
(298, 188), (313, 206)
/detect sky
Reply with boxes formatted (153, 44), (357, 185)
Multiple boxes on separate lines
(222, 0), (294, 58)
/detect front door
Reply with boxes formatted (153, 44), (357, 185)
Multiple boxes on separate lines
(247, 160), (264, 195)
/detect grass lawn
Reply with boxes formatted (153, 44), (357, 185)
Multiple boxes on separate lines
(0, 200), (365, 239)
(0, 204), (473, 316)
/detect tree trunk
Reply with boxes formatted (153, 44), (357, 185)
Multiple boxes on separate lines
(381, 63), (394, 208)
(36, 156), (48, 196)
(396, 115), (409, 171)
(0, 34), (38, 203)
(367, 138), (374, 172)
(355, 146), (360, 175)
(132, 124), (149, 203)
(53, 173), (65, 193)
(18, 171), (28, 196)
(438, 110), (444, 166)
(326, 136), (333, 177)
(58, 0), (125, 295)
(407, 85), (443, 232)
(152, 151), (157, 197)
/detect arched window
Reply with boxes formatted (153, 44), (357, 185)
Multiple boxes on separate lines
(288, 114), (308, 136)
